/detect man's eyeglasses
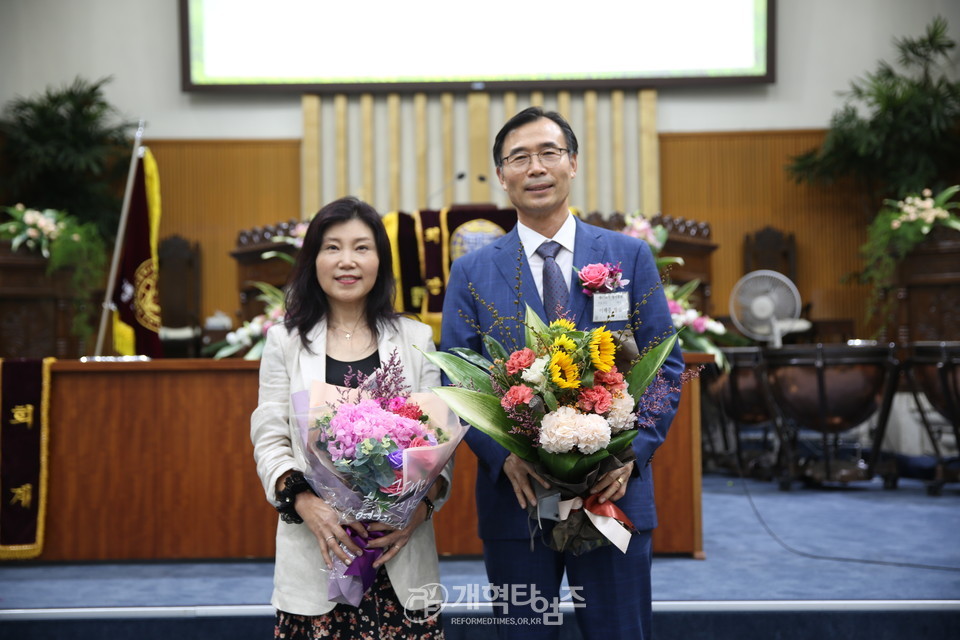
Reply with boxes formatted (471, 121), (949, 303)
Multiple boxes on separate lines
(501, 148), (569, 170)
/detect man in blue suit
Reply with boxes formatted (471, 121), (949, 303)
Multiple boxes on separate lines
(440, 107), (684, 639)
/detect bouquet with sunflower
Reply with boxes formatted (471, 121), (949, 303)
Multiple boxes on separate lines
(422, 304), (678, 555)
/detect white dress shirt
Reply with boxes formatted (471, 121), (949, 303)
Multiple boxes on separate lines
(516, 212), (577, 300)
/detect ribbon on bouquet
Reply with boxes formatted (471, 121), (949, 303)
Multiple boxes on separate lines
(557, 494), (637, 554)
(327, 527), (387, 607)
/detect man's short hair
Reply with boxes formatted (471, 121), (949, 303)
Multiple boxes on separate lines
(492, 107), (579, 168)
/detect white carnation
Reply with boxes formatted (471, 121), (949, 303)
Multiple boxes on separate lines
(521, 355), (550, 387)
(539, 406), (580, 453)
(576, 412), (611, 454)
(607, 393), (637, 434)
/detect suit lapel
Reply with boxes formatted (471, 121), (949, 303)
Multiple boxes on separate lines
(493, 228), (543, 319)
(569, 219), (608, 327)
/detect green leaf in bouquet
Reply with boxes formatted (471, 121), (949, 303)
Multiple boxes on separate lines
(449, 347), (494, 371)
(542, 388), (558, 412)
(418, 348), (494, 394)
(579, 368), (594, 389)
(605, 428), (640, 457)
(483, 334), (510, 363)
(429, 386), (536, 461)
(626, 332), (680, 403)
(537, 447), (611, 484)
(524, 303), (550, 347)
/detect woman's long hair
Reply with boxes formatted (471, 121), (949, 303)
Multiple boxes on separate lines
(283, 197), (398, 352)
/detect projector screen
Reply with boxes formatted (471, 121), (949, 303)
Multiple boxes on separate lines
(179, 0), (774, 93)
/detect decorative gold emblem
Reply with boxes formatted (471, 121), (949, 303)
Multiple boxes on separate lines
(10, 484), (32, 509)
(9, 404), (34, 428)
(450, 219), (506, 262)
(426, 277), (444, 295)
(424, 227), (441, 244)
(134, 259), (162, 332)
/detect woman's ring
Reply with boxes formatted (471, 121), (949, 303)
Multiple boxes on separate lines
(325, 535), (336, 542)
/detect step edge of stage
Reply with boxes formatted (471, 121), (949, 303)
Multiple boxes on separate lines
(2, 600), (958, 621)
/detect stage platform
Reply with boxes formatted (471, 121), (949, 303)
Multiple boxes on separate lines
(2, 473), (958, 639)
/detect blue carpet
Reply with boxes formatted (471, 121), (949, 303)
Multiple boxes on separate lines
(2, 473), (958, 639)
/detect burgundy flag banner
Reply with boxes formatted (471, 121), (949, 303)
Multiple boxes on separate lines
(112, 149), (163, 357)
(0, 358), (53, 559)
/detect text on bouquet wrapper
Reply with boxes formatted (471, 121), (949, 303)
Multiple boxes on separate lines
(404, 583), (585, 624)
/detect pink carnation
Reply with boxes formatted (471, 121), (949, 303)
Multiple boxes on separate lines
(594, 367), (627, 392)
(501, 385), (535, 410)
(577, 385), (613, 414)
(667, 299), (684, 315)
(505, 348), (536, 375)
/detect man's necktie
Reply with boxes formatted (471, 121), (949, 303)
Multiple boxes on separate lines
(536, 240), (567, 322)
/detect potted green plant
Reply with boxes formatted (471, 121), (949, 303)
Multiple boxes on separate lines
(0, 76), (133, 242)
(787, 16), (960, 217)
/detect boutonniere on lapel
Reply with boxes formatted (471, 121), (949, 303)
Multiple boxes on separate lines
(576, 262), (631, 323)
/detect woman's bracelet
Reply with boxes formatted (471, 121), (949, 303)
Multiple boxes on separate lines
(276, 471), (314, 524)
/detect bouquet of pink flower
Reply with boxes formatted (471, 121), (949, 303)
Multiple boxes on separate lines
(422, 305), (681, 555)
(295, 350), (463, 528)
(292, 349), (465, 605)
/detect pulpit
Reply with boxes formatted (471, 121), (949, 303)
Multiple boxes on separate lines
(892, 226), (960, 342)
(0, 241), (84, 358)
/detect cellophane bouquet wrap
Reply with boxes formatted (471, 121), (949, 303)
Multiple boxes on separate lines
(292, 349), (466, 606)
(422, 304), (679, 555)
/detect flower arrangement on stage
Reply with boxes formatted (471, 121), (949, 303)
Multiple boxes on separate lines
(208, 221), (308, 359)
(861, 185), (960, 322)
(620, 212), (683, 272)
(1, 203), (107, 340)
(665, 279), (730, 369)
(293, 349), (464, 605)
(208, 282), (285, 360)
(423, 304), (682, 555)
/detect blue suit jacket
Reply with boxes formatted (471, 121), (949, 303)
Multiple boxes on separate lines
(440, 218), (684, 540)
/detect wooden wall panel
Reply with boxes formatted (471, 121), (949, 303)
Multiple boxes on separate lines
(660, 130), (870, 336)
(147, 140), (301, 326)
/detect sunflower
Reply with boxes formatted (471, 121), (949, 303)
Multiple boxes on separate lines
(589, 327), (616, 372)
(549, 318), (576, 332)
(549, 349), (581, 389)
(552, 334), (576, 353)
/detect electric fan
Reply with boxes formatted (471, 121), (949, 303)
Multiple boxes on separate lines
(729, 270), (811, 348)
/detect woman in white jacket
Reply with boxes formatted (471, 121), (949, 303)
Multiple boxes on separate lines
(251, 197), (450, 638)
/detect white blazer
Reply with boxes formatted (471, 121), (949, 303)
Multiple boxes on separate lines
(251, 315), (452, 616)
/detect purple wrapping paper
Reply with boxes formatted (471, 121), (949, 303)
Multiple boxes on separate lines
(326, 528), (386, 607)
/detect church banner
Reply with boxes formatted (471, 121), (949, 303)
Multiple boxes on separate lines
(0, 358), (53, 559)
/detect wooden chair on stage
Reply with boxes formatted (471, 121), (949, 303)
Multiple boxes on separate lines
(158, 234), (203, 358)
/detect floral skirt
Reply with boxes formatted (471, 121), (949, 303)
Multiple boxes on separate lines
(274, 568), (444, 639)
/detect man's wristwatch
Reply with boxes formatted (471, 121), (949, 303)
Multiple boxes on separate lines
(422, 495), (435, 521)
(276, 471), (313, 524)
